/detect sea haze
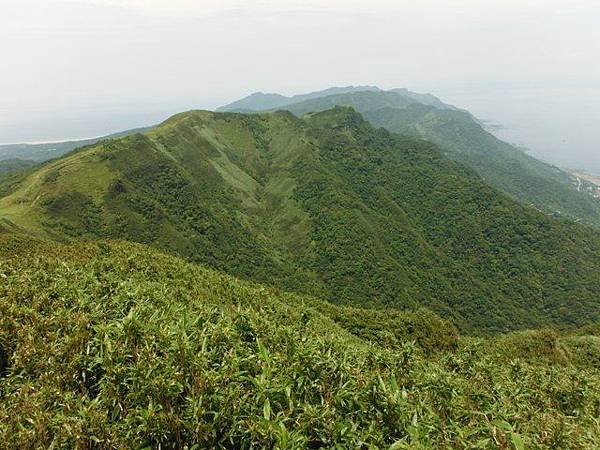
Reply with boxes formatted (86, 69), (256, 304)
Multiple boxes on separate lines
(436, 83), (600, 175)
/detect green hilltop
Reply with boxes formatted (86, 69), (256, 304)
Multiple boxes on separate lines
(1, 108), (600, 333)
(222, 87), (600, 227)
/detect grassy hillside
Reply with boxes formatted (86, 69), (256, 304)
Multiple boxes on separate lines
(1, 108), (600, 333)
(229, 89), (600, 226)
(1, 234), (600, 448)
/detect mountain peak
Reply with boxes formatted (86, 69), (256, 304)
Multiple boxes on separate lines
(216, 86), (459, 114)
(303, 105), (367, 130)
(217, 92), (292, 112)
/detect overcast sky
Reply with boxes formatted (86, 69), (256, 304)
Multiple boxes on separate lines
(1, 0), (600, 170)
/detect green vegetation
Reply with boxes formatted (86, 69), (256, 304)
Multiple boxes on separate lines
(266, 90), (417, 117)
(363, 104), (600, 227)
(1, 234), (600, 448)
(217, 85), (383, 113)
(0, 158), (36, 177)
(225, 87), (600, 227)
(1, 108), (600, 333)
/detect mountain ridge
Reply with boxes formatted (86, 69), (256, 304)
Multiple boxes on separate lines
(217, 85), (384, 112)
(1, 107), (600, 333)
(221, 87), (600, 226)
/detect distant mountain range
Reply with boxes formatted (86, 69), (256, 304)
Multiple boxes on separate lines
(218, 86), (462, 113)
(220, 86), (600, 227)
(4, 86), (598, 227)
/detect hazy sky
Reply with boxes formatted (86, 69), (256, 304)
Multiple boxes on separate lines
(1, 0), (599, 170)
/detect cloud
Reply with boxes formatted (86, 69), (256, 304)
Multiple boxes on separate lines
(2, 0), (599, 144)
(82, 0), (600, 16)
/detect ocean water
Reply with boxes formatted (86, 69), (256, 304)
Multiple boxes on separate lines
(435, 85), (600, 175)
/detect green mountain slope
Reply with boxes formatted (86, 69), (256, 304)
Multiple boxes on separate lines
(1, 108), (600, 333)
(363, 104), (600, 225)
(227, 88), (600, 226)
(0, 158), (36, 177)
(1, 234), (599, 448)
(269, 91), (418, 117)
(388, 87), (461, 110)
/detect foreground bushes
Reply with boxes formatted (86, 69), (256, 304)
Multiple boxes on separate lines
(1, 235), (599, 448)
